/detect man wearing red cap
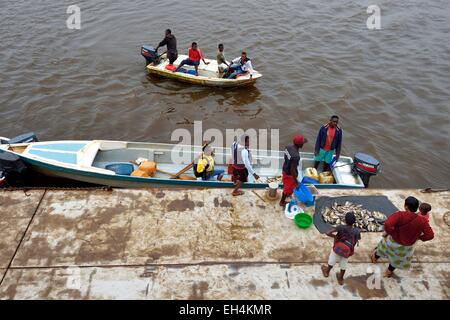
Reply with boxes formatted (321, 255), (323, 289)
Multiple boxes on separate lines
(280, 135), (308, 207)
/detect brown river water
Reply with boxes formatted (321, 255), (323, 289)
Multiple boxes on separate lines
(1, 0), (449, 188)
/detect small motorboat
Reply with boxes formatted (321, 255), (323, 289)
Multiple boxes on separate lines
(0, 134), (369, 189)
(141, 45), (262, 87)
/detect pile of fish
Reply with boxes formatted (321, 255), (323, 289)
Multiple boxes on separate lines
(322, 201), (386, 232)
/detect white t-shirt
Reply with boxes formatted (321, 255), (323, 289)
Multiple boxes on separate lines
(231, 57), (254, 73)
(241, 149), (255, 181)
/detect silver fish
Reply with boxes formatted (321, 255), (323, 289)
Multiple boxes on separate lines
(321, 201), (387, 232)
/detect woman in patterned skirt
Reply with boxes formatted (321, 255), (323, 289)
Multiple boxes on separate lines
(370, 196), (434, 277)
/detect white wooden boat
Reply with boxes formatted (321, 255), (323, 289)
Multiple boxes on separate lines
(0, 139), (365, 189)
(146, 53), (262, 87)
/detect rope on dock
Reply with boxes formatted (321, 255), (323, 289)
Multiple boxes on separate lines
(420, 188), (450, 193)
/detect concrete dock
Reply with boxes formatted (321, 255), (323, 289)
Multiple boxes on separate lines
(0, 188), (448, 299)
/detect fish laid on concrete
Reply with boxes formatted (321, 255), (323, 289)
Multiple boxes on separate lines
(322, 201), (386, 232)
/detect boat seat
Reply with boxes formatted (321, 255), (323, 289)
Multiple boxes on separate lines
(92, 148), (154, 163)
(78, 141), (101, 167)
(105, 162), (134, 175)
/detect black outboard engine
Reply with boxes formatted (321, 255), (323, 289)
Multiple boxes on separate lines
(141, 45), (158, 65)
(0, 132), (37, 187)
(0, 150), (28, 187)
(0, 170), (6, 187)
(352, 152), (380, 188)
(7, 132), (38, 144)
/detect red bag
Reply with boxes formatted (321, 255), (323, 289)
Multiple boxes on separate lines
(165, 64), (176, 71)
(333, 230), (356, 258)
(333, 241), (354, 258)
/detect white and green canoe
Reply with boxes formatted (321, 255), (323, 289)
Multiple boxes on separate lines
(0, 139), (365, 189)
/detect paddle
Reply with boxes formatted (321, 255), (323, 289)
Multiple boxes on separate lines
(171, 163), (194, 179)
(157, 168), (196, 180)
(129, 160), (196, 180)
(171, 141), (211, 179)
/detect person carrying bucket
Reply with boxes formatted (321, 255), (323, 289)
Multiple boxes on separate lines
(279, 135), (307, 208)
(314, 115), (342, 172)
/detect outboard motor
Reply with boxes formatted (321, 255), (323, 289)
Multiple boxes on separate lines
(1, 132), (38, 144)
(0, 150), (28, 187)
(0, 170), (6, 187)
(141, 45), (158, 65)
(352, 152), (380, 188)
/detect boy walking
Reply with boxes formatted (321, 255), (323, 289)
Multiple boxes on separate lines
(321, 212), (361, 285)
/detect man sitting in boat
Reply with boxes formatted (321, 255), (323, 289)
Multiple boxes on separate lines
(231, 135), (259, 196)
(216, 43), (230, 74)
(223, 51), (253, 79)
(314, 115), (342, 172)
(194, 145), (224, 181)
(174, 42), (209, 76)
(155, 29), (178, 65)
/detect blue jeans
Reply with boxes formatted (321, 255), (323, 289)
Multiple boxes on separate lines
(225, 65), (245, 79)
(203, 169), (225, 181)
(180, 58), (200, 66)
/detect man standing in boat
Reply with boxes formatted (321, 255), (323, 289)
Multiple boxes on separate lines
(223, 51), (253, 79)
(174, 42), (209, 76)
(314, 115), (342, 172)
(279, 135), (308, 208)
(155, 29), (178, 65)
(231, 135), (259, 196)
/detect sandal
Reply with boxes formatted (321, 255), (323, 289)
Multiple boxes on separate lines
(232, 190), (244, 196)
(384, 269), (394, 278)
(336, 272), (344, 285)
(321, 265), (330, 278)
(369, 250), (378, 264)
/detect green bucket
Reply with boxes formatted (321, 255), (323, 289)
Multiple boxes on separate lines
(294, 213), (313, 229)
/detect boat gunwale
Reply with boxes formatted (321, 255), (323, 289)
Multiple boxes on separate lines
(19, 155), (364, 189)
(1, 140), (365, 189)
(146, 55), (262, 87)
